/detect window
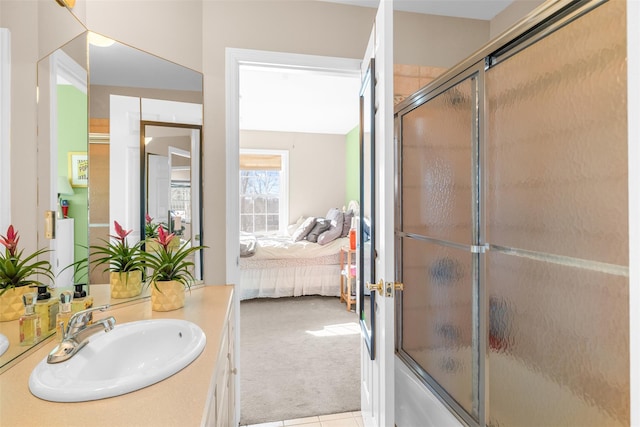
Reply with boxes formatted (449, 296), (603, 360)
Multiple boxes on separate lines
(239, 149), (288, 234)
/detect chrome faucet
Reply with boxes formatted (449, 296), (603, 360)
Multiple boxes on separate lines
(47, 305), (116, 364)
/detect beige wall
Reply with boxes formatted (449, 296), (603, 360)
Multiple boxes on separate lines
(0, 0), (536, 285)
(394, 10), (489, 68)
(240, 130), (347, 224)
(490, 0), (547, 38)
(0, 1), (40, 254)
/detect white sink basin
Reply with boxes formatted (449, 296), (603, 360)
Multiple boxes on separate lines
(0, 333), (8, 357)
(29, 319), (206, 402)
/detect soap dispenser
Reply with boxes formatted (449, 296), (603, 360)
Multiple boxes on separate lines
(71, 283), (93, 315)
(19, 292), (41, 346)
(56, 291), (74, 341)
(34, 284), (59, 334)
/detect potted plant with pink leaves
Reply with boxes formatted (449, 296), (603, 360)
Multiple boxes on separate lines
(90, 221), (144, 299)
(144, 213), (178, 253)
(142, 226), (205, 312)
(0, 225), (54, 321)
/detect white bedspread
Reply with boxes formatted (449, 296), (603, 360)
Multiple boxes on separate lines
(249, 235), (349, 260)
(238, 234), (349, 300)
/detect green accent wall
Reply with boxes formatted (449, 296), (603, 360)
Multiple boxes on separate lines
(57, 85), (89, 270)
(345, 125), (359, 206)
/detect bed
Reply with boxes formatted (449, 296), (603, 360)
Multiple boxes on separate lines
(239, 206), (358, 301)
(239, 234), (349, 300)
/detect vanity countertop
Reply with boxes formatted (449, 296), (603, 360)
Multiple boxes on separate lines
(0, 285), (234, 427)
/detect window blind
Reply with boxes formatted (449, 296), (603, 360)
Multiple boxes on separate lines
(239, 154), (282, 171)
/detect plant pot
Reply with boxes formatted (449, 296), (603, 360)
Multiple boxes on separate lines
(0, 286), (31, 322)
(110, 271), (143, 299)
(151, 280), (185, 312)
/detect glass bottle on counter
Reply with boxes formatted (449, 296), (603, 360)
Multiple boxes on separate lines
(19, 292), (41, 346)
(34, 284), (58, 335)
(56, 290), (74, 341)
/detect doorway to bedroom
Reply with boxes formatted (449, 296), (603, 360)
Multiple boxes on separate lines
(227, 49), (362, 424)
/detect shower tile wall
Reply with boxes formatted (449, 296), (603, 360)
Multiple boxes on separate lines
(393, 64), (447, 105)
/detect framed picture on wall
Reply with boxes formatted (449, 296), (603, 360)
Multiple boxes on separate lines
(68, 152), (88, 187)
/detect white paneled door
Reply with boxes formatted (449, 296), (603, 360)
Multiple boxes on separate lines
(359, 1), (395, 426)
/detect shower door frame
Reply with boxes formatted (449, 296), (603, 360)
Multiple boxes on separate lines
(395, 62), (485, 427)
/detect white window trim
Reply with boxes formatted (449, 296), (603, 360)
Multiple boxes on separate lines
(239, 148), (289, 234)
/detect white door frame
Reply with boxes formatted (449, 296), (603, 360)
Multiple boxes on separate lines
(225, 47), (360, 424)
(359, 1), (396, 426)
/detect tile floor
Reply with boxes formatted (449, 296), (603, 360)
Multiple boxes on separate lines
(241, 411), (364, 427)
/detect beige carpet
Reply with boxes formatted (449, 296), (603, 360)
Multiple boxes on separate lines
(239, 296), (361, 425)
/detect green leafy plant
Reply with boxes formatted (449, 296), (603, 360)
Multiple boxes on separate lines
(0, 225), (54, 296)
(145, 214), (160, 239)
(143, 226), (205, 290)
(91, 221), (144, 274)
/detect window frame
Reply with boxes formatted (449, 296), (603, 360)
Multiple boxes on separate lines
(239, 148), (289, 235)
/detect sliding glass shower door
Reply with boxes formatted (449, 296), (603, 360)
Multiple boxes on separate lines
(397, 74), (481, 423)
(395, 1), (628, 426)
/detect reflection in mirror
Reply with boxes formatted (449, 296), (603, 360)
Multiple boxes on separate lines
(1, 18), (87, 371)
(36, 32), (89, 291)
(359, 58), (376, 360)
(21, 31), (203, 373)
(142, 123), (203, 280)
(87, 34), (203, 291)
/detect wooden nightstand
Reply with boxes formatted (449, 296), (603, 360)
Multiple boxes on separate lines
(340, 246), (356, 311)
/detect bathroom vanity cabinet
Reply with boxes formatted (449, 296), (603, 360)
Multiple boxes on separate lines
(0, 285), (236, 427)
(204, 301), (236, 426)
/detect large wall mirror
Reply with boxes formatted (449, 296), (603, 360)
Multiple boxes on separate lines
(0, 4), (87, 372)
(38, 31), (204, 290)
(0, 30), (204, 371)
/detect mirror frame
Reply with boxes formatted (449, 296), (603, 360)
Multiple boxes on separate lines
(359, 58), (376, 360)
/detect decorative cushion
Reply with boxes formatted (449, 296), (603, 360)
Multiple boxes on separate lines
(306, 219), (331, 243)
(318, 210), (344, 245)
(292, 217), (316, 242)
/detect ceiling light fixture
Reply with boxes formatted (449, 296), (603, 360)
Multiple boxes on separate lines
(88, 32), (115, 48)
(55, 0), (76, 8)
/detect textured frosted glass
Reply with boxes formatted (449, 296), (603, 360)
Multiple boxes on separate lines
(487, 251), (629, 427)
(402, 237), (474, 416)
(485, 0), (627, 265)
(402, 79), (474, 245)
